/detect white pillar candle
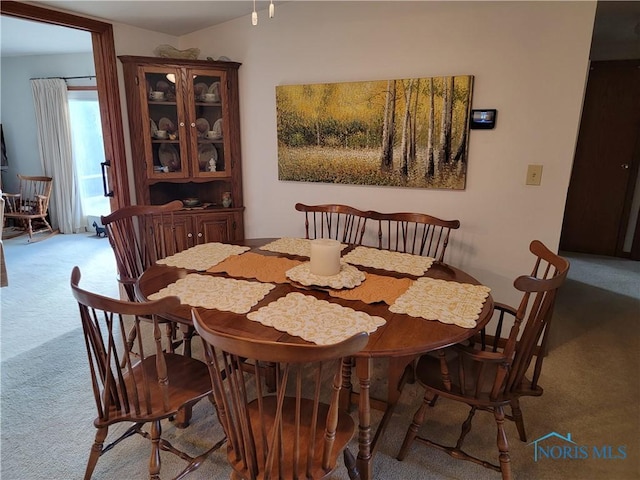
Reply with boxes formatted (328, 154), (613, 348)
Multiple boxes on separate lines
(309, 238), (341, 276)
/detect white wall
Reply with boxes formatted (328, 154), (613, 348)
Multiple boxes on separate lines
(0, 53), (94, 193)
(168, 1), (594, 305)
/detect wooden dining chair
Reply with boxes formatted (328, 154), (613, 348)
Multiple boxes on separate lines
(70, 266), (224, 480)
(2, 174), (56, 241)
(295, 203), (369, 245)
(101, 200), (183, 303)
(101, 200), (190, 356)
(367, 210), (460, 262)
(340, 210), (461, 413)
(397, 240), (570, 480)
(192, 308), (369, 480)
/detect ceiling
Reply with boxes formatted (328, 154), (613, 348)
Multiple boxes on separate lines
(1, 1), (272, 57)
(1, 1), (639, 57)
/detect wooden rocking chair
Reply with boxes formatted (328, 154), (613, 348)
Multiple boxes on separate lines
(2, 174), (56, 242)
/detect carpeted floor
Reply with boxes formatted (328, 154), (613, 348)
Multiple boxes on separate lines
(0, 234), (638, 479)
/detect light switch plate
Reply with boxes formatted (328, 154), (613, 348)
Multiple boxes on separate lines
(526, 165), (543, 186)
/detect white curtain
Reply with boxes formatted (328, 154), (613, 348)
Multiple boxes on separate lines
(30, 78), (84, 233)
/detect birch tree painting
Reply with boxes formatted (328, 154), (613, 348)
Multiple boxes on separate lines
(276, 75), (474, 189)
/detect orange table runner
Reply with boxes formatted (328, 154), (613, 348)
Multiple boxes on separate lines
(208, 252), (303, 283)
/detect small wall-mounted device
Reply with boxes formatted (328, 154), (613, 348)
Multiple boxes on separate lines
(470, 109), (497, 129)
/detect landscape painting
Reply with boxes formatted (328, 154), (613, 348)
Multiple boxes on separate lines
(276, 75), (474, 189)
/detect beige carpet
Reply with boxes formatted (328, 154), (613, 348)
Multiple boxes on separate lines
(1, 234), (638, 479)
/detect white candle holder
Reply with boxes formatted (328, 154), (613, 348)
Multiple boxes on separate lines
(309, 238), (341, 276)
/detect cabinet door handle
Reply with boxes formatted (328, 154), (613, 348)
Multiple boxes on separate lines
(187, 233), (193, 238)
(621, 164), (630, 169)
(179, 122), (185, 127)
(197, 232), (203, 238)
(100, 160), (114, 197)
(190, 122), (196, 128)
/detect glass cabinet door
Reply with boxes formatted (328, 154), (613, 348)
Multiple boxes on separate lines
(142, 66), (189, 179)
(188, 69), (229, 177)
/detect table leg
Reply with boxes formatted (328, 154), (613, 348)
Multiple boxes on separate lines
(181, 324), (194, 358)
(174, 325), (196, 427)
(352, 355), (417, 479)
(371, 355), (415, 454)
(355, 357), (372, 480)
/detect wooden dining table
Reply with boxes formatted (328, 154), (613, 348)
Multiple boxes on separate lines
(136, 238), (494, 480)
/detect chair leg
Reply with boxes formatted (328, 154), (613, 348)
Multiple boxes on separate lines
(149, 420), (162, 480)
(455, 406), (477, 450)
(494, 406), (513, 480)
(339, 356), (354, 412)
(344, 447), (360, 480)
(84, 426), (108, 480)
(510, 398), (527, 442)
(165, 322), (176, 353)
(397, 389), (434, 460)
(26, 219), (34, 240)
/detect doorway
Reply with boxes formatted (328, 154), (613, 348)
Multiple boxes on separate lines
(560, 60), (640, 258)
(1, 1), (130, 211)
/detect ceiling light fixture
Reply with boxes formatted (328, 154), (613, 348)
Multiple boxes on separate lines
(251, 1), (275, 26)
(252, 0), (258, 26)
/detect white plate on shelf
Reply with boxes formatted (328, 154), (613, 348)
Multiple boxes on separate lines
(155, 80), (171, 93)
(198, 144), (218, 172)
(150, 119), (159, 137)
(194, 82), (208, 99)
(208, 81), (220, 94)
(207, 81), (221, 101)
(195, 118), (210, 137)
(158, 143), (180, 172)
(211, 118), (223, 138)
(158, 117), (175, 132)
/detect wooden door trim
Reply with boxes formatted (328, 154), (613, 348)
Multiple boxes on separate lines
(1, 1), (130, 209)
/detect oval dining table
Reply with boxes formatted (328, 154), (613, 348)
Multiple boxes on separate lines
(136, 238), (494, 480)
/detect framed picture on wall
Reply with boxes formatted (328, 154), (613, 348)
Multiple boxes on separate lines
(276, 75), (474, 190)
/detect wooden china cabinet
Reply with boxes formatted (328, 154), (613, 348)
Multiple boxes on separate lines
(118, 56), (244, 249)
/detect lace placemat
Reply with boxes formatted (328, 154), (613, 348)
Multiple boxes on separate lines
(148, 273), (275, 314)
(156, 242), (250, 271)
(259, 237), (348, 258)
(329, 273), (413, 305)
(207, 252), (303, 284)
(285, 262), (365, 289)
(259, 237), (312, 257)
(342, 246), (435, 276)
(247, 292), (385, 345)
(389, 278), (491, 328)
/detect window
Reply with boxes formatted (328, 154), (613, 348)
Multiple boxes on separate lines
(67, 90), (110, 221)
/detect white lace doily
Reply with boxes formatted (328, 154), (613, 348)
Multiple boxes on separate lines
(247, 292), (385, 345)
(286, 262), (365, 289)
(389, 278), (491, 328)
(148, 273), (275, 314)
(342, 246), (434, 276)
(156, 242), (250, 271)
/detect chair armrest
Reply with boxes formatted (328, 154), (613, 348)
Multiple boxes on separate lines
(2, 193), (21, 213)
(494, 302), (517, 317)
